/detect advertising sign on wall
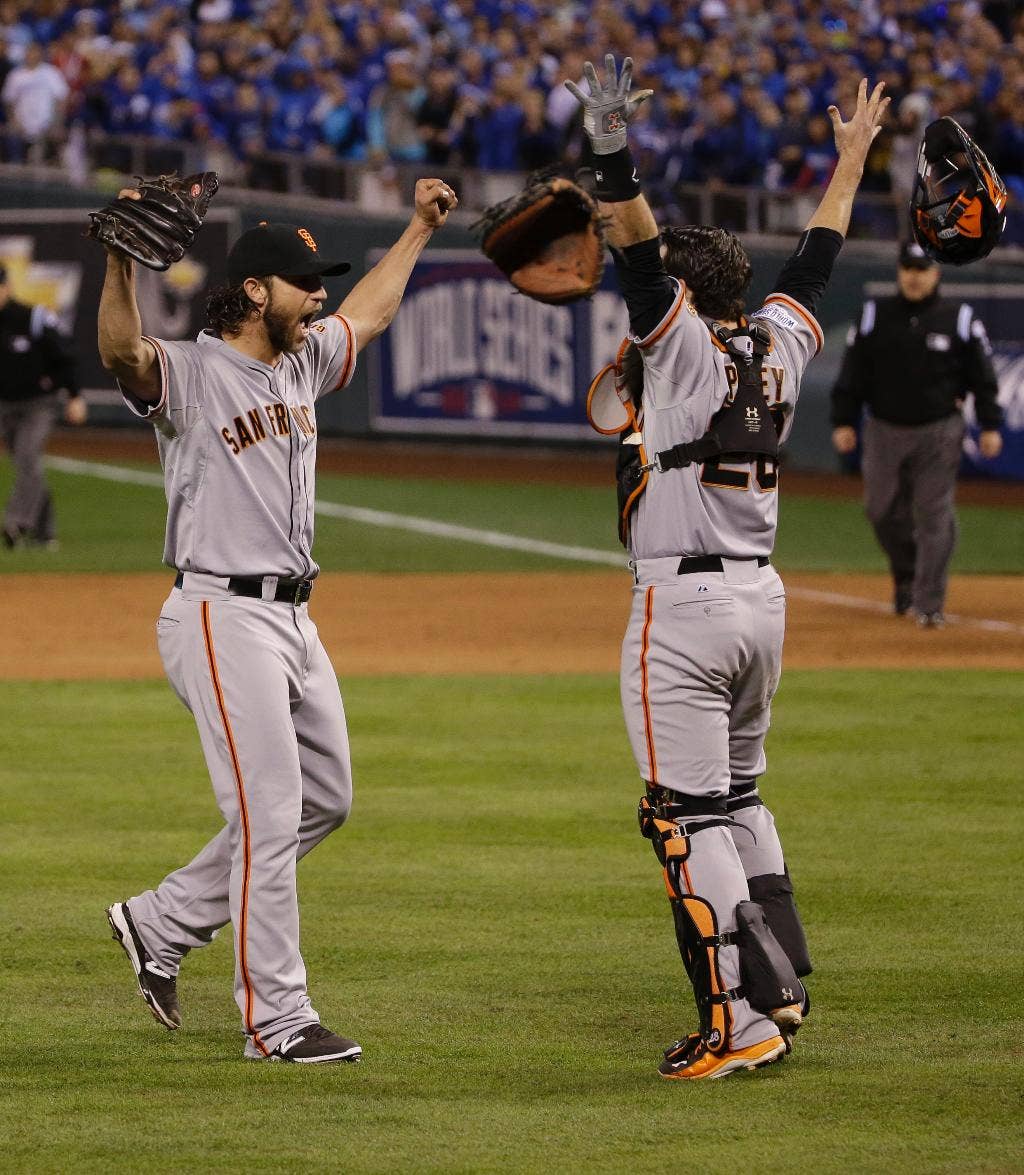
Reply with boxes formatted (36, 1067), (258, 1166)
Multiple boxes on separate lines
(370, 250), (628, 439)
(0, 208), (235, 399)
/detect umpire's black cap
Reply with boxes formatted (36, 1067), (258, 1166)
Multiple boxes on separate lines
(897, 241), (937, 270)
(227, 222), (351, 285)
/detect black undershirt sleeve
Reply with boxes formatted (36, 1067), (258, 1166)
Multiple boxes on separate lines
(771, 228), (844, 316)
(610, 236), (678, 340)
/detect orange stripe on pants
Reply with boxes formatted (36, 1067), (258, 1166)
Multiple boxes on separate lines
(201, 602), (268, 1057)
(641, 586), (658, 783)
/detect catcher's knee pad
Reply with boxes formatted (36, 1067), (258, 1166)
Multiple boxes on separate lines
(734, 900), (805, 1014)
(748, 871), (813, 977)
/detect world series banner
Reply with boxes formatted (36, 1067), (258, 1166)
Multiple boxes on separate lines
(370, 250), (628, 439)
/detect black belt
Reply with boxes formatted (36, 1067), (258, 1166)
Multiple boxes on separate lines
(174, 570), (314, 604)
(677, 555), (769, 574)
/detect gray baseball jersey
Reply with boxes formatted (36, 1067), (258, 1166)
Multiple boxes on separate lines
(629, 287), (821, 560)
(120, 313), (358, 1057)
(619, 286), (823, 1054)
(123, 314), (356, 577)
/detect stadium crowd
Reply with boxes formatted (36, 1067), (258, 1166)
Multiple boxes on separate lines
(1, 0), (1022, 224)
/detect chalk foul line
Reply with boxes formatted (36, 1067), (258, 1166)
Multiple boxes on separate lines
(47, 456), (1024, 636)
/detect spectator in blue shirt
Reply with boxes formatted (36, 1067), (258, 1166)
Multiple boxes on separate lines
(317, 74), (365, 160)
(474, 66), (523, 171)
(192, 49), (236, 141)
(99, 63), (153, 136)
(266, 60), (322, 153)
(224, 78), (267, 159)
(366, 50), (426, 163)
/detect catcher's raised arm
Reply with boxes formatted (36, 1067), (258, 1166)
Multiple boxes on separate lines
(564, 53), (657, 249)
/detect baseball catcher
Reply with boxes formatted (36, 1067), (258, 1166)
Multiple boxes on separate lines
(567, 52), (888, 1081)
(86, 172), (220, 271)
(473, 171), (606, 304)
(910, 117), (1007, 265)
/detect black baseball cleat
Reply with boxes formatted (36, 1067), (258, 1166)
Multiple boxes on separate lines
(246, 1023), (362, 1064)
(106, 901), (181, 1030)
(894, 583), (913, 616)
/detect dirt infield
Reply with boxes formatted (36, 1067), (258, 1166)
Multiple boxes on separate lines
(2, 569), (1021, 680)
(2, 429), (1017, 679)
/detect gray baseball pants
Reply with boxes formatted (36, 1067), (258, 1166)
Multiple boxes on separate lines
(861, 413), (965, 616)
(126, 574), (353, 1056)
(621, 556), (789, 1049)
(0, 394), (59, 542)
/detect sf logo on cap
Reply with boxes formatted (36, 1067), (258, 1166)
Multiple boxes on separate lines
(298, 228), (318, 252)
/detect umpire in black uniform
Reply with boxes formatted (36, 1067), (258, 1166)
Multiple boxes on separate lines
(0, 265), (85, 549)
(830, 241), (1002, 627)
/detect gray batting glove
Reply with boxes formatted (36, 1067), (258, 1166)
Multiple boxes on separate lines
(564, 53), (654, 155)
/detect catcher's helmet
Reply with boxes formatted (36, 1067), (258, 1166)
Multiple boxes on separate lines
(910, 117), (1008, 266)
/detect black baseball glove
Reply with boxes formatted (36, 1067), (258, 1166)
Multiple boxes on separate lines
(86, 172), (220, 271)
(473, 172), (605, 305)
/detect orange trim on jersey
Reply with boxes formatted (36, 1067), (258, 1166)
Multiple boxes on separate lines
(638, 283), (686, 350)
(762, 294), (824, 353)
(330, 313), (356, 391)
(640, 586), (658, 783)
(140, 334), (169, 415)
(200, 602), (269, 1058)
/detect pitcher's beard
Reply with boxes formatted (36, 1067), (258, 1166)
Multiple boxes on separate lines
(263, 295), (304, 354)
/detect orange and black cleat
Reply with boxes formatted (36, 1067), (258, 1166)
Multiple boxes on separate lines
(659, 1032), (786, 1080)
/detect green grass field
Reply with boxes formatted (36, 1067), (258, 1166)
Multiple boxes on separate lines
(1, 449), (1023, 1172)
(1, 459), (1023, 573)
(1, 673), (1022, 1173)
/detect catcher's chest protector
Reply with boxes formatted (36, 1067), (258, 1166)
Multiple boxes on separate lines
(599, 320), (778, 547)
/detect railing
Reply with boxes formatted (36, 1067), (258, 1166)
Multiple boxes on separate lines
(4, 129), (1022, 247)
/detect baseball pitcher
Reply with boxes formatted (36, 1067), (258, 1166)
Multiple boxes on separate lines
(95, 173), (458, 1063)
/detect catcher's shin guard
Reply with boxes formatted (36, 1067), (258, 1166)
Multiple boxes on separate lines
(728, 777), (813, 977)
(638, 786), (737, 1053)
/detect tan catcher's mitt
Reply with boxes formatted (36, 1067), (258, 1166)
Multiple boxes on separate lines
(474, 174), (605, 304)
(86, 171), (220, 271)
